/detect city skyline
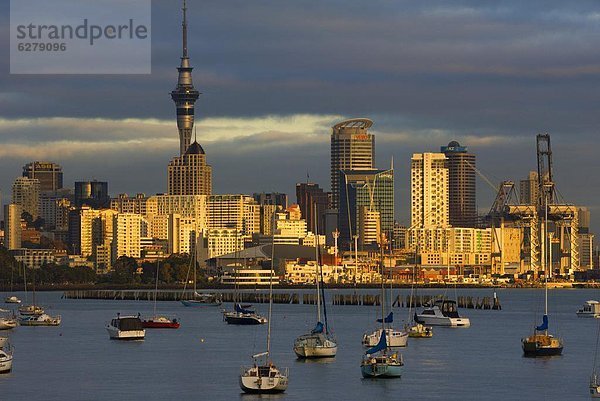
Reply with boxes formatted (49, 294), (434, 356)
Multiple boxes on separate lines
(1, 1), (599, 229)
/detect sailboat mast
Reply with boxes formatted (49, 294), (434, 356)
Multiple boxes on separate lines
(380, 234), (385, 332)
(266, 217), (276, 358)
(154, 261), (159, 317)
(544, 193), (548, 322)
(314, 209), (321, 324)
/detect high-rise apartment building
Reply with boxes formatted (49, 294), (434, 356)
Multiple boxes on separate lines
(296, 182), (329, 233)
(338, 168), (394, 248)
(12, 177), (40, 219)
(111, 193), (149, 215)
(4, 204), (22, 250)
(22, 161), (63, 192)
(519, 171), (539, 205)
(207, 195), (260, 237)
(112, 213), (142, 262)
(441, 141), (476, 227)
(253, 192), (288, 208)
(330, 118), (374, 210)
(411, 153), (448, 228)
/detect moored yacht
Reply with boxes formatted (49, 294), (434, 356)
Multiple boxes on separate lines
(141, 315), (180, 329)
(107, 314), (145, 340)
(363, 326), (408, 347)
(19, 313), (61, 326)
(360, 331), (404, 378)
(0, 311), (18, 330)
(415, 299), (470, 327)
(4, 296), (21, 304)
(240, 354), (289, 394)
(576, 300), (600, 318)
(18, 305), (44, 316)
(0, 345), (13, 374)
(294, 322), (337, 358)
(223, 304), (267, 325)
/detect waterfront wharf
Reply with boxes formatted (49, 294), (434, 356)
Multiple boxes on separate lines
(62, 290), (501, 310)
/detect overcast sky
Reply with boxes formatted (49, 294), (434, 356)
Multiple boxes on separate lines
(1, 0), (599, 229)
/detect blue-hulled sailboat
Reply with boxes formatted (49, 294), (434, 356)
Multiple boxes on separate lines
(223, 303), (267, 325)
(360, 234), (403, 378)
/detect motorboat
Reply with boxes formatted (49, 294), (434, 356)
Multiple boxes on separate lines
(0, 346), (13, 374)
(181, 293), (222, 307)
(363, 326), (408, 347)
(240, 357), (289, 393)
(141, 315), (180, 329)
(224, 304), (267, 325)
(360, 331), (403, 378)
(19, 313), (61, 326)
(415, 300), (470, 327)
(4, 296), (21, 304)
(106, 314), (145, 340)
(18, 305), (44, 316)
(576, 300), (600, 318)
(294, 323), (337, 358)
(407, 322), (433, 338)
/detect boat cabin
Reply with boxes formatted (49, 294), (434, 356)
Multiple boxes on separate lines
(112, 316), (143, 331)
(434, 300), (460, 318)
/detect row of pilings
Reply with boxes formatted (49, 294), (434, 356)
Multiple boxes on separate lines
(62, 290), (500, 310)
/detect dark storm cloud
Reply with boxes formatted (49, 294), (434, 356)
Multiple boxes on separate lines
(1, 0), (599, 227)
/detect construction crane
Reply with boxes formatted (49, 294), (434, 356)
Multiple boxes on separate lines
(486, 134), (579, 276)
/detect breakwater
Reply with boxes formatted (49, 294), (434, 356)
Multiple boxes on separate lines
(62, 290), (501, 310)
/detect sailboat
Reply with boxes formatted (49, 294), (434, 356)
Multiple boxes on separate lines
(18, 263), (44, 317)
(293, 215), (337, 358)
(590, 315), (600, 397)
(239, 239), (288, 393)
(223, 237), (267, 325)
(521, 193), (563, 357)
(360, 236), (404, 378)
(363, 239), (408, 348)
(4, 263), (21, 304)
(180, 235), (222, 307)
(142, 261), (180, 329)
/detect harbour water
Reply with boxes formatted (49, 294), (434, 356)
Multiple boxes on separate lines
(0, 288), (597, 400)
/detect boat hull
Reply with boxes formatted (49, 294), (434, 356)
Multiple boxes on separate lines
(239, 366), (288, 394)
(0, 320), (18, 330)
(141, 321), (180, 329)
(0, 356), (12, 374)
(415, 315), (470, 327)
(106, 327), (145, 340)
(224, 312), (267, 325)
(363, 328), (408, 347)
(181, 300), (221, 307)
(360, 362), (403, 378)
(522, 335), (563, 357)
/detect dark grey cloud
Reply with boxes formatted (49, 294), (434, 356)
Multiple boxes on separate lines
(1, 0), (599, 230)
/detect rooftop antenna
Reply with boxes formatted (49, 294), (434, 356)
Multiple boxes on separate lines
(182, 0), (188, 59)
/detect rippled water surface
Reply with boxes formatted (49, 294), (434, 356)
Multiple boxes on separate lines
(0, 288), (597, 400)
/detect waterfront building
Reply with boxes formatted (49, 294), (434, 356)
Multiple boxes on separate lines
(4, 204), (22, 250)
(330, 118), (374, 210)
(296, 182), (328, 232)
(22, 161), (63, 192)
(285, 260), (343, 284)
(198, 228), (244, 261)
(74, 180), (110, 208)
(441, 141), (477, 227)
(338, 168), (394, 249)
(220, 267), (279, 286)
(12, 177), (40, 219)
(10, 248), (56, 269)
(411, 153), (448, 228)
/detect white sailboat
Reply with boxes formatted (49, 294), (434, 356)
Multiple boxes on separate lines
(294, 214), (337, 358)
(4, 263), (21, 304)
(361, 236), (403, 378)
(406, 251), (433, 338)
(363, 241), (407, 347)
(0, 338), (13, 374)
(239, 231), (288, 393)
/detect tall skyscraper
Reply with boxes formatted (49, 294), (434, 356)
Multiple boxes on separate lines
(171, 0), (200, 156)
(167, 2), (212, 196)
(252, 192), (288, 208)
(338, 168), (394, 249)
(441, 141), (477, 227)
(411, 153), (448, 228)
(12, 177), (40, 219)
(74, 180), (110, 208)
(519, 171), (539, 205)
(330, 118), (374, 210)
(296, 183), (328, 232)
(22, 161), (63, 192)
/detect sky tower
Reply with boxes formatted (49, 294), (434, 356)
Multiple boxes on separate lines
(171, 0), (200, 156)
